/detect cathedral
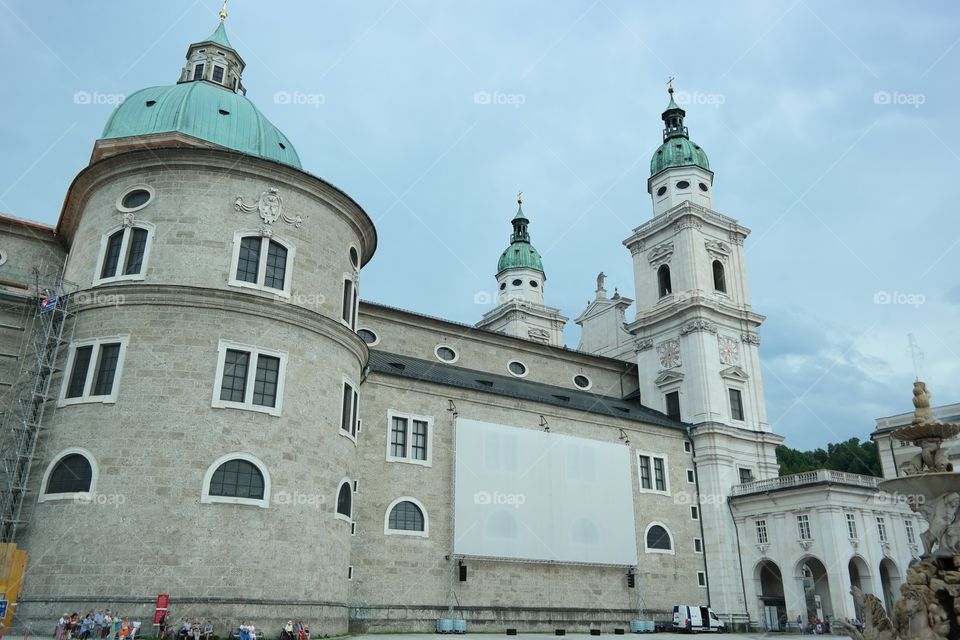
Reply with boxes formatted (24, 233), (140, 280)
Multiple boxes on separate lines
(0, 10), (923, 635)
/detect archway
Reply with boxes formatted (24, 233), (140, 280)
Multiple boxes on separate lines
(879, 558), (901, 614)
(754, 560), (786, 631)
(797, 557), (833, 627)
(848, 555), (872, 619)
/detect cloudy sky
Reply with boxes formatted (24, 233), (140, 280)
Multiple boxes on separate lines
(0, 1), (957, 450)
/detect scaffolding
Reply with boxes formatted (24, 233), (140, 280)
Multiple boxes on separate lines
(0, 263), (74, 542)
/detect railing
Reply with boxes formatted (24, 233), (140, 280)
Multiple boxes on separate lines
(730, 469), (880, 497)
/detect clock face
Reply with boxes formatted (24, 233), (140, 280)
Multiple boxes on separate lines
(657, 339), (681, 369)
(719, 336), (739, 365)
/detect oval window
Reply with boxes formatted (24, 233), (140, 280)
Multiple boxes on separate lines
(499, 282), (506, 290)
(349, 247), (360, 269)
(435, 346), (458, 363)
(699, 182), (709, 192)
(121, 189), (151, 210)
(357, 328), (378, 345)
(676, 180), (690, 190)
(656, 186), (667, 197)
(530, 280), (538, 288)
(507, 361), (527, 377)
(573, 375), (591, 389)
(512, 279), (522, 286)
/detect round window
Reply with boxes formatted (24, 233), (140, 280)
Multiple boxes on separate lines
(499, 282), (506, 291)
(357, 328), (378, 345)
(676, 180), (690, 190)
(530, 280), (538, 288)
(435, 346), (458, 363)
(121, 189), (151, 210)
(656, 186), (667, 197)
(573, 375), (591, 389)
(698, 182), (708, 192)
(349, 247), (360, 269)
(512, 279), (522, 286)
(507, 361), (527, 377)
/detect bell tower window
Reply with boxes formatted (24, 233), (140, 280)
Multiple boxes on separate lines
(657, 264), (672, 298)
(212, 65), (225, 83)
(193, 63), (205, 81)
(712, 260), (726, 293)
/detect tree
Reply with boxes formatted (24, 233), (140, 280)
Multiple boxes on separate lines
(775, 438), (881, 477)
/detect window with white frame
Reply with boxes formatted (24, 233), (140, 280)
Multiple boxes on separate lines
(876, 516), (887, 542)
(39, 448), (98, 502)
(60, 337), (128, 405)
(637, 452), (669, 494)
(341, 276), (358, 329)
(797, 513), (812, 540)
(697, 571), (706, 587)
(384, 497), (428, 537)
(340, 377), (359, 439)
(905, 519), (916, 545)
(229, 232), (294, 296)
(846, 513), (858, 539)
(690, 505), (699, 520)
(201, 453), (270, 508)
(95, 223), (153, 283)
(686, 469), (695, 484)
(729, 388), (744, 421)
(336, 479), (352, 521)
(212, 341), (287, 416)
(644, 523), (673, 553)
(694, 537), (703, 553)
(387, 412), (432, 465)
(755, 519), (768, 544)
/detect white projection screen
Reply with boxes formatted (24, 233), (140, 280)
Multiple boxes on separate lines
(454, 418), (638, 565)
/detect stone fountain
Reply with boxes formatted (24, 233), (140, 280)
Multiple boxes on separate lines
(841, 382), (959, 640)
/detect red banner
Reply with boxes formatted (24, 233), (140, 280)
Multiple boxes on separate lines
(153, 594), (169, 625)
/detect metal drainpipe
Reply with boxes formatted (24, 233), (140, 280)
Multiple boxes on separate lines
(686, 431), (712, 608)
(726, 492), (750, 626)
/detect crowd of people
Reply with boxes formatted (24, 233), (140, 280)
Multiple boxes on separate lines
(55, 611), (141, 640)
(158, 615), (215, 640)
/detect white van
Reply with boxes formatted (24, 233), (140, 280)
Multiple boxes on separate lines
(672, 605), (726, 633)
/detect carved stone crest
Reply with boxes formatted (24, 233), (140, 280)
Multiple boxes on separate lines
(680, 319), (717, 336)
(741, 332), (761, 346)
(235, 187), (303, 228)
(647, 242), (674, 265)
(527, 327), (550, 343)
(705, 239), (730, 260)
(718, 336), (740, 365)
(635, 338), (654, 352)
(657, 339), (681, 370)
(121, 212), (136, 228)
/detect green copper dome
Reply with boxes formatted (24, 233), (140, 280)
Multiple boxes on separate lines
(497, 202), (545, 275)
(100, 83), (301, 168)
(98, 19), (301, 169)
(650, 89), (709, 177)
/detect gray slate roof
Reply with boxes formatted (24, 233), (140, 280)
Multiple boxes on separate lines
(367, 350), (685, 430)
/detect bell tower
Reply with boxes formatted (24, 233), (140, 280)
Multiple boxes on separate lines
(622, 85), (783, 616)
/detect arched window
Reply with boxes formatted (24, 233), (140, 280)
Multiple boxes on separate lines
(645, 523), (674, 553)
(657, 264), (672, 298)
(201, 453), (271, 508)
(229, 232), (295, 297)
(385, 497), (428, 537)
(336, 480), (352, 520)
(94, 222), (155, 284)
(712, 260), (727, 293)
(42, 451), (94, 497)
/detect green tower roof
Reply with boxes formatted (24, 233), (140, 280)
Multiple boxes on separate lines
(497, 200), (545, 275)
(650, 87), (710, 177)
(205, 21), (233, 48)
(100, 82), (301, 168)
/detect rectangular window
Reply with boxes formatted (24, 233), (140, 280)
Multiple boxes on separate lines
(387, 411), (432, 465)
(686, 469), (695, 484)
(341, 381), (357, 436)
(347, 565), (353, 580)
(230, 234), (293, 295)
(639, 455), (651, 489)
(756, 519), (768, 544)
(694, 538), (703, 553)
(691, 506), (699, 520)
(342, 279), (355, 327)
(739, 467), (753, 483)
(653, 457), (666, 491)
(876, 516), (887, 543)
(97, 226), (151, 282)
(193, 63), (204, 80)
(684, 441), (692, 453)
(665, 391), (681, 421)
(905, 519), (915, 545)
(846, 513), (858, 539)
(61, 338), (127, 405)
(212, 341), (287, 416)
(212, 65), (225, 83)
(729, 388), (744, 421)
(697, 571), (706, 587)
(797, 514), (812, 541)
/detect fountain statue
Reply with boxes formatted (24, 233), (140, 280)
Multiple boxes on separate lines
(839, 382), (960, 640)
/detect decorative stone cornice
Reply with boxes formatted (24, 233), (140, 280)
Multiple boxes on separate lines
(680, 319), (717, 336)
(741, 332), (761, 345)
(646, 242), (674, 266)
(635, 338), (654, 352)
